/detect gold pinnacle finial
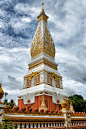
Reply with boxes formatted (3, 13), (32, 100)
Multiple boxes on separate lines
(41, 2), (45, 14)
(61, 96), (67, 111)
(0, 81), (4, 100)
(42, 2), (44, 5)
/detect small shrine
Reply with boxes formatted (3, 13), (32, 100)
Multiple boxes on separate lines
(18, 3), (69, 111)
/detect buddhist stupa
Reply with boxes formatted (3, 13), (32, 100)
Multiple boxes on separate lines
(18, 3), (69, 111)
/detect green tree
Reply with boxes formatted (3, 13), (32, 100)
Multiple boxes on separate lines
(84, 100), (86, 112)
(4, 99), (8, 105)
(9, 99), (14, 108)
(69, 94), (86, 112)
(3, 99), (15, 109)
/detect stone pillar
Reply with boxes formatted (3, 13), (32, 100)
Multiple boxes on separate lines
(34, 123), (36, 128)
(31, 123), (33, 128)
(61, 97), (71, 129)
(42, 123), (43, 127)
(48, 123), (49, 127)
(59, 123), (60, 126)
(38, 123), (40, 128)
(62, 110), (71, 129)
(27, 123), (28, 128)
(51, 123), (52, 127)
(56, 123), (58, 127)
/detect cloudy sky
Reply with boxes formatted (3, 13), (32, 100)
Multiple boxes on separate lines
(0, 0), (86, 104)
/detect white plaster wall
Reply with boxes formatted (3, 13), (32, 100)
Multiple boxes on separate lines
(44, 72), (47, 83)
(18, 83), (68, 104)
(40, 73), (43, 83)
(30, 52), (56, 65)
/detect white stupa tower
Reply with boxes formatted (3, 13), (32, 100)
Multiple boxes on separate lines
(18, 3), (69, 111)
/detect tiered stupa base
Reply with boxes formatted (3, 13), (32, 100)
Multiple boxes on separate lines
(18, 95), (69, 111)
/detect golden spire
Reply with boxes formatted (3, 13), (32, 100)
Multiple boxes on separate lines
(37, 2), (48, 23)
(41, 2), (45, 14)
(31, 2), (55, 58)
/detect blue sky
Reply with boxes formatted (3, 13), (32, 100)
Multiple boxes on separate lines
(0, 0), (86, 104)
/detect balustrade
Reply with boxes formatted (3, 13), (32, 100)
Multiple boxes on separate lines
(3, 121), (85, 129)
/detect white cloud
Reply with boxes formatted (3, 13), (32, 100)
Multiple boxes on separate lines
(55, 47), (79, 64)
(14, 3), (40, 18)
(22, 17), (31, 23)
(64, 87), (76, 96)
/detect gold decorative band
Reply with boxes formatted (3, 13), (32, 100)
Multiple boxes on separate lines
(28, 72), (37, 80)
(29, 59), (57, 70)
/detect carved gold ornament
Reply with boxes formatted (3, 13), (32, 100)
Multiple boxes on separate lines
(30, 17), (55, 58)
(50, 72), (58, 81)
(28, 72), (37, 80)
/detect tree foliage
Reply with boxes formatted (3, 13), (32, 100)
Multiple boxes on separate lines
(69, 94), (86, 112)
(3, 99), (16, 109)
(1, 118), (17, 129)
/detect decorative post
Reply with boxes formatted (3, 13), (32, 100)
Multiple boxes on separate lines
(70, 102), (74, 112)
(61, 97), (71, 129)
(0, 82), (6, 127)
